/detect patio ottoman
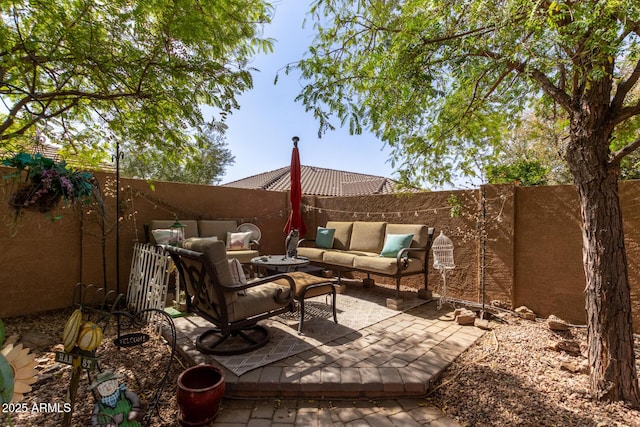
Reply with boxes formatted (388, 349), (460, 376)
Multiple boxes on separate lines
(276, 271), (338, 334)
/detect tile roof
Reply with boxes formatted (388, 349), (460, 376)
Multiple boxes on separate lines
(222, 165), (418, 196)
(1, 143), (115, 172)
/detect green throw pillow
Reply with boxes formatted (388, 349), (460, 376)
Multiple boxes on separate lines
(380, 233), (414, 257)
(316, 227), (336, 249)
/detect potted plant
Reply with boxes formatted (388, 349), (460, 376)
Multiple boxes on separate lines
(2, 152), (99, 217)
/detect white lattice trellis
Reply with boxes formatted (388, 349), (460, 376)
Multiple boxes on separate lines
(127, 243), (173, 320)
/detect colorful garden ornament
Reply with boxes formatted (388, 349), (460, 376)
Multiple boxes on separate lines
(0, 342), (37, 402)
(89, 370), (141, 427)
(0, 319), (37, 404)
(0, 319), (13, 405)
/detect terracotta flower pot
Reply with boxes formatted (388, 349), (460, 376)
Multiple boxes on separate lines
(176, 364), (225, 426)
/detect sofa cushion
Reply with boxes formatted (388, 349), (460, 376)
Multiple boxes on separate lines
(353, 256), (423, 275)
(315, 226), (336, 249)
(380, 233), (414, 258)
(151, 229), (173, 245)
(386, 224), (430, 260)
(323, 250), (358, 268)
(349, 222), (387, 252)
(297, 247), (326, 262)
(325, 221), (353, 250)
(151, 220), (199, 242)
(198, 220), (238, 241)
(226, 231), (253, 250)
(323, 249), (377, 267)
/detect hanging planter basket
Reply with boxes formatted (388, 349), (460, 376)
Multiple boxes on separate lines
(2, 152), (101, 221)
(8, 182), (63, 213)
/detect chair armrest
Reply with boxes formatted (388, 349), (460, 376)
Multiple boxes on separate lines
(297, 239), (316, 248)
(219, 273), (296, 304)
(396, 247), (427, 269)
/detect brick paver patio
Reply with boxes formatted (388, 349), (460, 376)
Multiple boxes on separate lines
(173, 291), (485, 426)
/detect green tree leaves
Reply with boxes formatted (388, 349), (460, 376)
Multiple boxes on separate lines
(1, 0), (273, 180)
(296, 0), (640, 188)
(120, 121), (235, 184)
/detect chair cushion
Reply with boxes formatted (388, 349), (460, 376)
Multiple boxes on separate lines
(228, 258), (247, 295)
(325, 221), (353, 250)
(198, 220), (237, 241)
(349, 222), (387, 252)
(228, 282), (291, 322)
(275, 272), (335, 299)
(181, 238), (238, 305)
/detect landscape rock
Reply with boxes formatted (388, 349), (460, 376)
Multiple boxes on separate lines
(560, 361), (580, 373)
(547, 315), (569, 331)
(474, 318), (491, 330)
(579, 359), (590, 374)
(548, 339), (582, 356)
(515, 305), (536, 321)
(491, 300), (510, 309)
(20, 331), (56, 351)
(454, 308), (477, 325)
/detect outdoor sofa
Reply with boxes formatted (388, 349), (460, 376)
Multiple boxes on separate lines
(146, 220), (259, 265)
(297, 221), (435, 299)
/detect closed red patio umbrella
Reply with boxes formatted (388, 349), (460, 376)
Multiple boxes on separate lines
(284, 136), (307, 236)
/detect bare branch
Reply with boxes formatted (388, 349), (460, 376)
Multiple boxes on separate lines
(611, 136), (640, 165)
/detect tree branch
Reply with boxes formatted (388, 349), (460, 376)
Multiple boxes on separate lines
(479, 50), (573, 112)
(611, 136), (640, 165)
(36, 89), (149, 102)
(610, 102), (640, 128)
(611, 59), (640, 113)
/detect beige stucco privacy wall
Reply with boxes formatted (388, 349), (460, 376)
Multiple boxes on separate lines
(0, 167), (291, 318)
(303, 184), (516, 309)
(1, 166), (639, 332)
(513, 181), (640, 328)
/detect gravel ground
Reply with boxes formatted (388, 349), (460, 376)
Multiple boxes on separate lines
(2, 307), (640, 426)
(426, 311), (640, 427)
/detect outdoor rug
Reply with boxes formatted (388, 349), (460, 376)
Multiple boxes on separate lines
(175, 282), (429, 376)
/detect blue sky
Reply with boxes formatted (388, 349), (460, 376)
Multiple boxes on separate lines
(216, 1), (398, 185)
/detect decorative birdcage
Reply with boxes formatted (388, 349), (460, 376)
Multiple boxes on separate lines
(432, 231), (455, 310)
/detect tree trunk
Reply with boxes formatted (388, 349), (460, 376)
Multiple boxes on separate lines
(566, 122), (640, 405)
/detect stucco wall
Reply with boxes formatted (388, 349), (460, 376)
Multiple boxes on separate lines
(513, 181), (640, 326)
(0, 168), (290, 317)
(513, 185), (585, 323)
(303, 185), (516, 306)
(1, 165), (639, 333)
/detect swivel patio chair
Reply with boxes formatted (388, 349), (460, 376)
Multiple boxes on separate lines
(164, 238), (296, 355)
